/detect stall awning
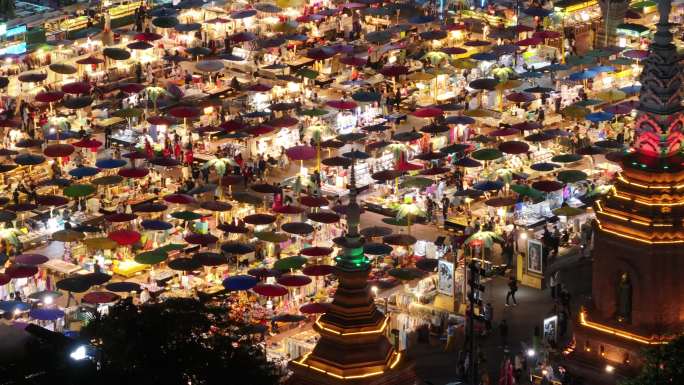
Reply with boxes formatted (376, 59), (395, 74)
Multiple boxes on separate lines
(554, 0), (597, 13)
(617, 23), (650, 37)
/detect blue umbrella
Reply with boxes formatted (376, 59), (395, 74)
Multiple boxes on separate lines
(568, 70), (597, 81)
(470, 52), (498, 61)
(175, 0), (203, 9)
(531, 162), (560, 172)
(45, 131), (76, 141)
(445, 116), (475, 125)
(541, 63), (570, 72)
(29, 308), (65, 321)
(231, 9), (257, 19)
(620, 85), (641, 94)
(69, 166), (100, 178)
(518, 71), (543, 79)
(141, 219), (173, 231)
(219, 53), (245, 62)
(175, 23), (201, 32)
(586, 111), (615, 122)
(223, 275), (258, 291)
(15, 153), (45, 166)
(286, 34), (308, 42)
(589, 65), (616, 73)
(0, 301), (30, 313)
(409, 14), (436, 24)
(472, 180), (504, 191)
(523, 7), (551, 17)
(95, 158), (127, 169)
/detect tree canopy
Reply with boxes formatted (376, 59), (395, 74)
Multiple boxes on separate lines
(81, 298), (280, 385)
(621, 335), (684, 385)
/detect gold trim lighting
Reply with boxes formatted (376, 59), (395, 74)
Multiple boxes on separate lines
(315, 315), (390, 336)
(292, 352), (402, 380)
(579, 311), (670, 345)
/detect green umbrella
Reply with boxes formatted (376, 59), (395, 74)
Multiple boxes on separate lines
(103, 47), (131, 61)
(381, 217), (410, 227)
(92, 175), (124, 186)
(400, 176), (433, 189)
(296, 67), (319, 79)
(298, 108), (329, 117)
(557, 170), (588, 183)
(254, 231), (290, 243)
(510, 184), (544, 199)
(135, 249), (168, 265)
(158, 243), (186, 252)
(552, 206), (585, 217)
(560, 105), (590, 120)
(273, 256), (307, 271)
(63, 183), (96, 198)
(551, 154), (583, 163)
(170, 210), (202, 221)
(565, 55), (595, 66)
(465, 231), (503, 248)
(153, 16), (179, 29)
(572, 99), (602, 107)
(471, 148), (503, 161)
(585, 49), (612, 58)
(610, 58), (634, 66)
(112, 108), (144, 119)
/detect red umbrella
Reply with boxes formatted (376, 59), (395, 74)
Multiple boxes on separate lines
(532, 180), (564, 192)
(511, 121), (542, 131)
(168, 106), (201, 119)
(489, 128), (518, 137)
(307, 211), (340, 224)
(396, 161), (423, 172)
(61, 81), (91, 94)
(15, 254), (49, 265)
(75, 56), (104, 65)
(499, 140), (530, 154)
(120, 83), (145, 94)
(0, 273), (9, 285)
(148, 116), (176, 126)
(244, 213), (276, 225)
(267, 116), (299, 128)
(623, 49), (648, 60)
(277, 274), (312, 287)
(300, 246), (334, 257)
(108, 230), (141, 245)
(506, 92), (536, 103)
(72, 138), (102, 149)
(43, 143), (75, 158)
(533, 30), (561, 39)
(118, 167), (149, 178)
(248, 125), (275, 136)
(441, 46), (467, 55)
(220, 120), (246, 131)
(105, 213), (137, 222)
(516, 37), (542, 46)
(508, 24), (534, 33)
(247, 83), (272, 92)
(134, 32), (162, 41)
(302, 265), (335, 277)
(305, 47), (336, 60)
(299, 195), (328, 207)
(442, 23), (466, 31)
(286, 145), (316, 161)
(253, 283), (288, 296)
(300, 302), (329, 313)
(184, 233), (218, 245)
(164, 193), (196, 204)
(5, 264), (38, 278)
(83, 291), (121, 304)
(35, 91), (65, 103)
(412, 107), (444, 118)
(326, 100), (358, 110)
(273, 204), (305, 214)
(339, 56), (367, 66)
(380, 65), (408, 77)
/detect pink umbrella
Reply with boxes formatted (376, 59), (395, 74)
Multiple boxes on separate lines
(299, 195), (328, 207)
(134, 32), (162, 42)
(326, 100), (358, 110)
(248, 125), (275, 136)
(35, 91), (65, 103)
(61, 82), (91, 95)
(247, 83), (272, 92)
(300, 246), (334, 257)
(119, 83), (146, 94)
(506, 92), (536, 103)
(43, 143), (75, 158)
(339, 56), (367, 66)
(83, 291), (121, 304)
(267, 115), (299, 128)
(286, 145), (316, 161)
(108, 230), (141, 245)
(72, 138), (102, 149)
(253, 283), (288, 297)
(277, 274), (312, 287)
(396, 161), (423, 172)
(164, 193), (196, 204)
(118, 167), (149, 178)
(300, 302), (329, 313)
(168, 106), (201, 119)
(516, 37), (542, 46)
(412, 107), (443, 118)
(622, 49), (648, 60)
(441, 47), (467, 55)
(184, 233), (219, 246)
(380, 65), (408, 77)
(489, 128), (518, 137)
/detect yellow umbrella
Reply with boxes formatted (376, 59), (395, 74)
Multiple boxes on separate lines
(276, 0), (303, 7)
(464, 108), (497, 118)
(560, 105), (590, 120)
(596, 89), (626, 103)
(452, 58), (477, 69)
(407, 72), (436, 81)
(83, 237), (118, 250)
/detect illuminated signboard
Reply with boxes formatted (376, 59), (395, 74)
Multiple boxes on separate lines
(0, 42), (28, 55)
(4, 24), (27, 38)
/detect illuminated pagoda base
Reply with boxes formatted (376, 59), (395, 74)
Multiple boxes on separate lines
(288, 160), (416, 385)
(567, 1), (684, 382)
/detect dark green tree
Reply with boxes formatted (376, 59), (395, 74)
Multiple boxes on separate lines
(81, 298), (280, 385)
(0, 0), (15, 20)
(621, 335), (684, 385)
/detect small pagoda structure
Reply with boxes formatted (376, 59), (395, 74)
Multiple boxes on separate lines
(571, 0), (684, 380)
(288, 163), (416, 385)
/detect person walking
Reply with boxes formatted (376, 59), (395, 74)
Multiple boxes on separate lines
(483, 302), (493, 335)
(499, 319), (509, 348)
(444, 322), (456, 352)
(505, 276), (518, 306)
(441, 195), (450, 225)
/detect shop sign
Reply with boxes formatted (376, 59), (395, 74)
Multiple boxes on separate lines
(437, 260), (454, 296)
